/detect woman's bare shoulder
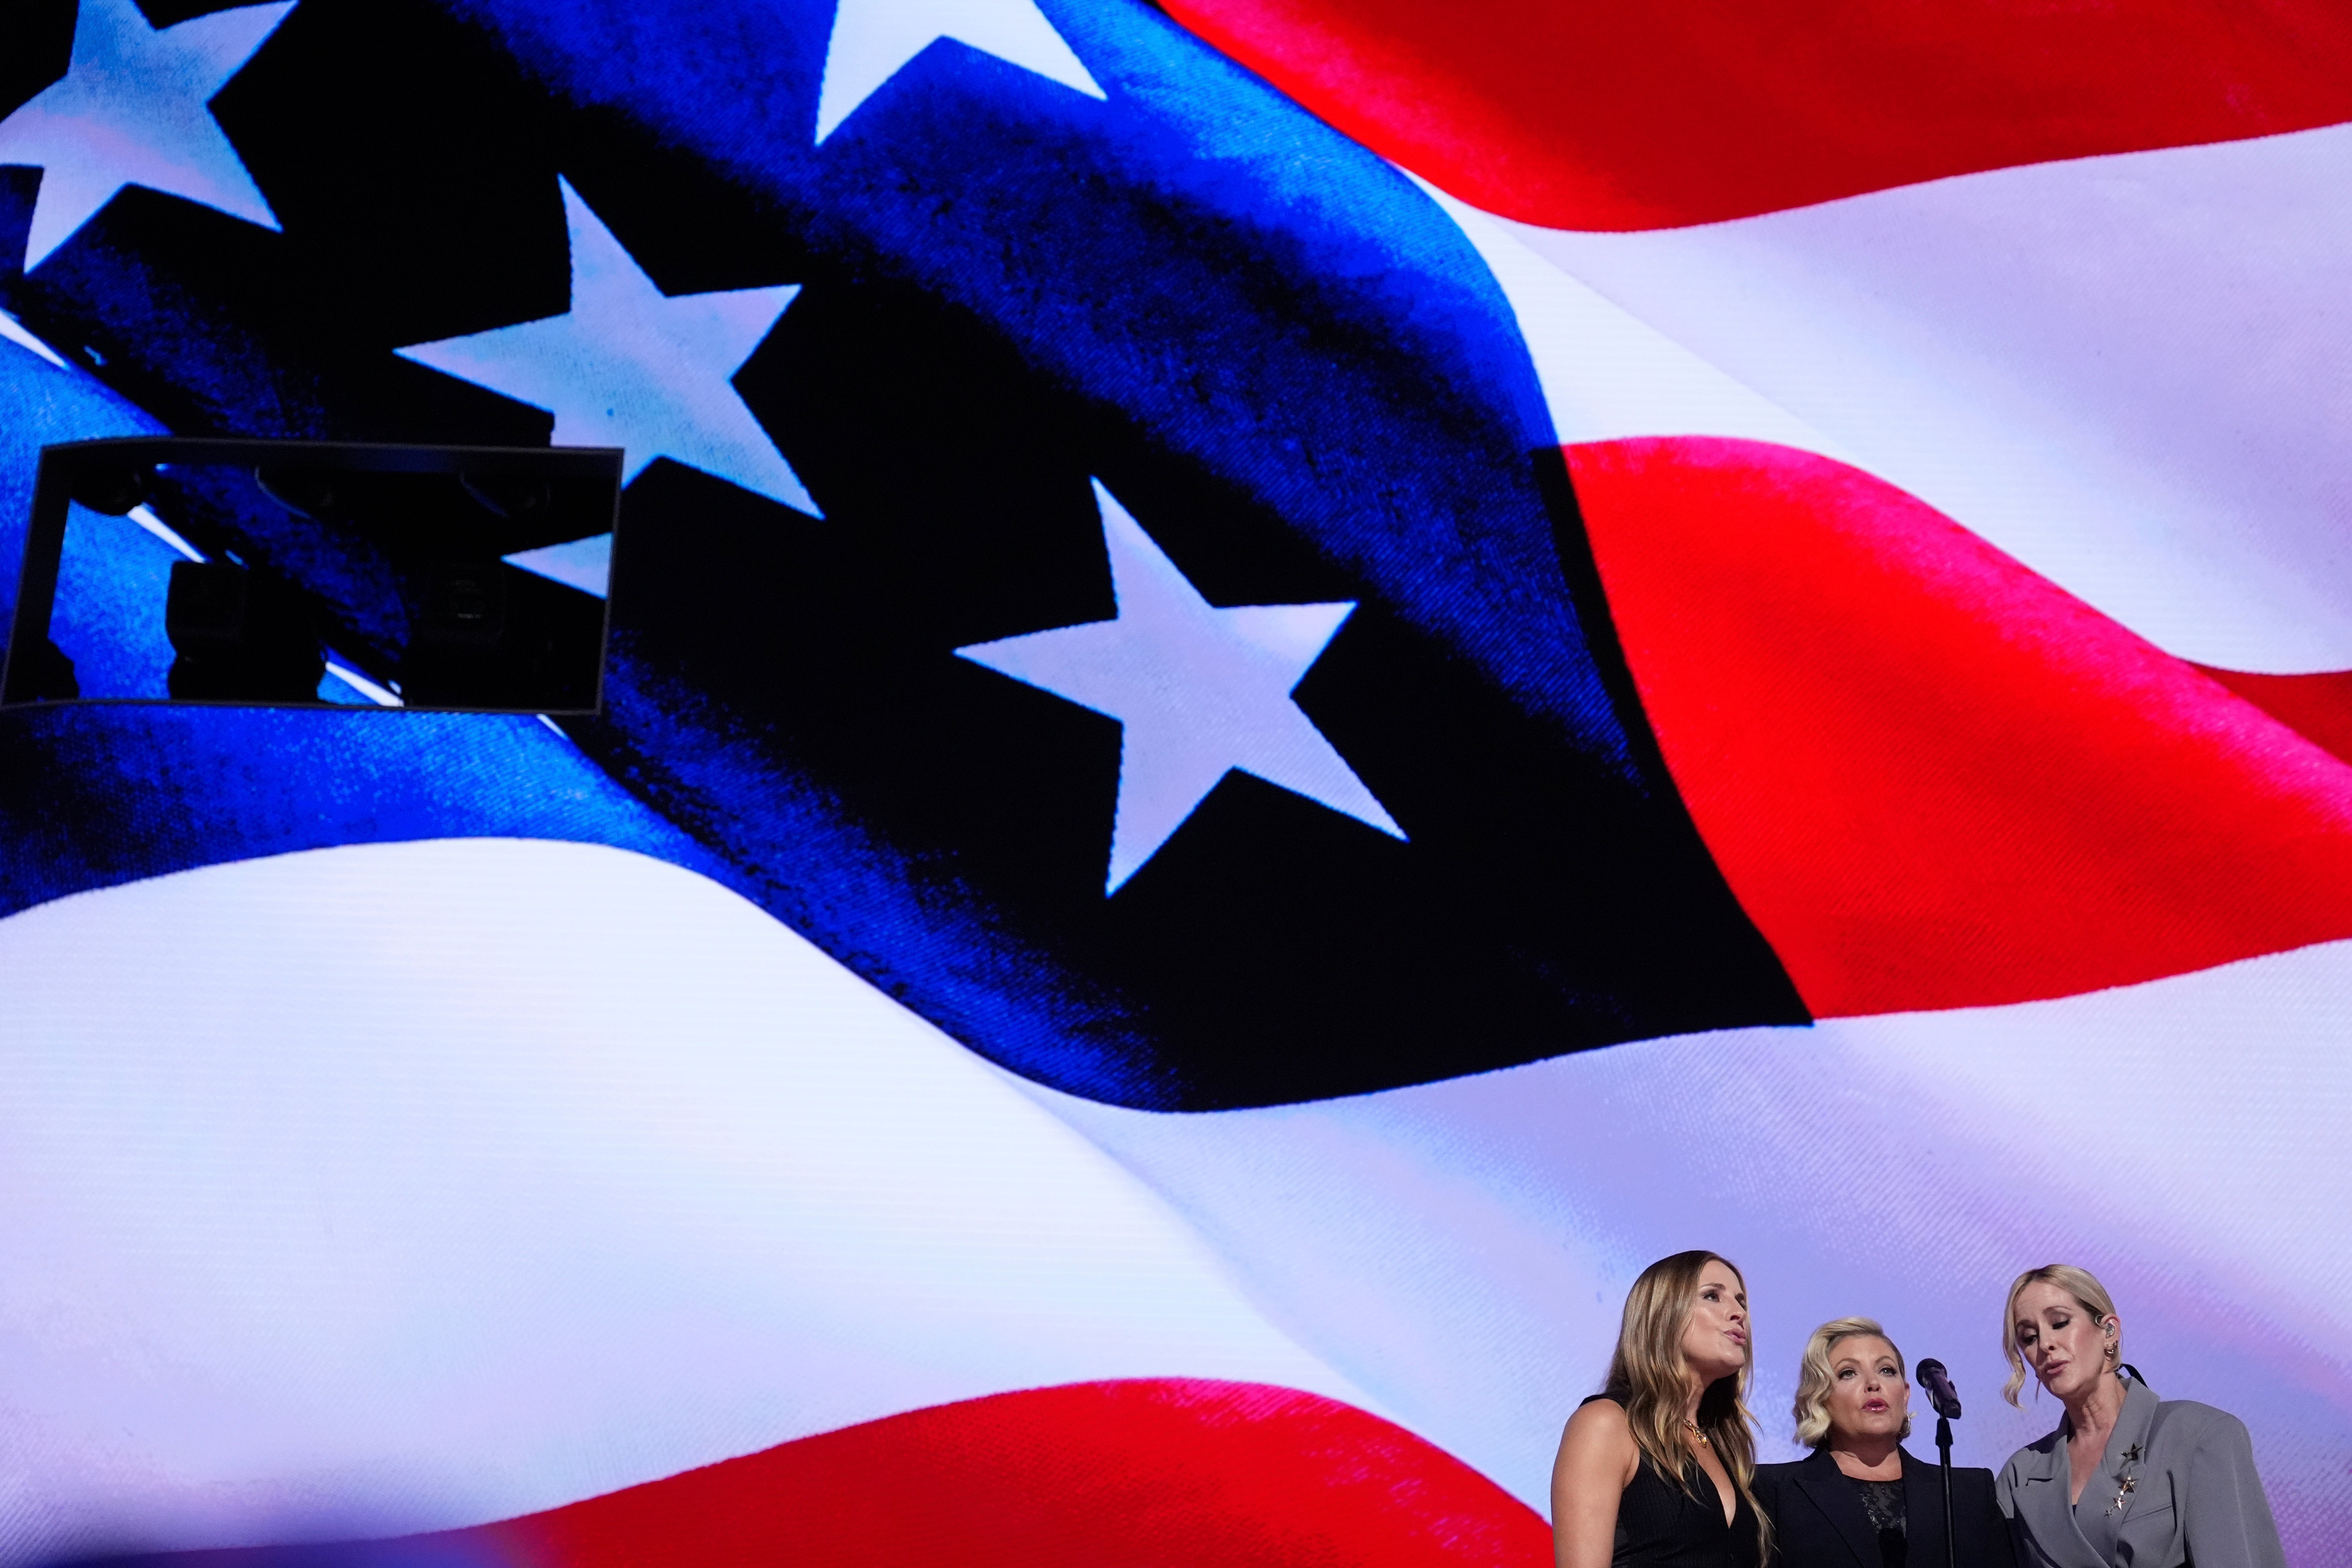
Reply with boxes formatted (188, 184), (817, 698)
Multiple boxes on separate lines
(1555, 1396), (1639, 1495)
(1561, 1395), (1633, 1444)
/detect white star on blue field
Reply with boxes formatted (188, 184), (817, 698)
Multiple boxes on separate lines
(0, 0), (294, 271)
(959, 481), (1404, 894)
(398, 178), (820, 517)
(815, 0), (1104, 143)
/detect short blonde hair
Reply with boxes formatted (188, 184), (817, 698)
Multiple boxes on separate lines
(2001, 1264), (2120, 1406)
(1791, 1317), (1911, 1447)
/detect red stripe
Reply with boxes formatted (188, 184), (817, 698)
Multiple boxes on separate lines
(1570, 437), (2352, 1017)
(2189, 666), (2352, 769)
(1164, 0), (2352, 230)
(434, 1382), (1541, 1568)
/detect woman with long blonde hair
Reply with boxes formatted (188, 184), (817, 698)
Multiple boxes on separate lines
(1552, 1250), (1770, 1568)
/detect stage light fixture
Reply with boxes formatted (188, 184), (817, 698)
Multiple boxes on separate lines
(2, 438), (623, 713)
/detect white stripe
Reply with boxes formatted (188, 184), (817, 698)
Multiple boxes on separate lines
(0, 310), (71, 371)
(15, 846), (2345, 1553)
(1039, 941), (2352, 1518)
(321, 661), (403, 707)
(1411, 175), (1847, 462)
(127, 504), (205, 564)
(1444, 122), (2352, 673)
(0, 841), (1371, 1563)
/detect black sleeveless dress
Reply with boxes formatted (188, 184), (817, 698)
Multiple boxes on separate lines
(1583, 1397), (1763, 1568)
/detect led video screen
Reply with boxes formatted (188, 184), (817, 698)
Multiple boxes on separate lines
(2, 2), (2348, 1567)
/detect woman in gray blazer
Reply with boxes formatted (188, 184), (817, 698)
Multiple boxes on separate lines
(1994, 1264), (2285, 1568)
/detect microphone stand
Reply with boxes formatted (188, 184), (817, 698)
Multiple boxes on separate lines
(1937, 1411), (1956, 1568)
(1916, 1359), (1963, 1568)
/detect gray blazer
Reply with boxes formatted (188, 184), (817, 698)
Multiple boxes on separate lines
(1995, 1374), (2285, 1568)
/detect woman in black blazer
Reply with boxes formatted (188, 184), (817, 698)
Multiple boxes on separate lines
(1753, 1318), (2013, 1568)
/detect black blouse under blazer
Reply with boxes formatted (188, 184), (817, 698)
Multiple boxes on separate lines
(1754, 1443), (2015, 1568)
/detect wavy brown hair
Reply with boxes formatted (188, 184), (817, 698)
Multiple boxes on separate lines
(1602, 1250), (1770, 1563)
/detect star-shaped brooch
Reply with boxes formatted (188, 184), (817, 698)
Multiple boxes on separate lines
(2108, 1443), (2144, 1514)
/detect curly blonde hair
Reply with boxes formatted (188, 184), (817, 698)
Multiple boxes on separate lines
(1791, 1317), (1912, 1447)
(2001, 1263), (2121, 1406)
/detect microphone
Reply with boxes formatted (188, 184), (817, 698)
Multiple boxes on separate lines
(1916, 1358), (1963, 1419)
(1918, 1360), (1963, 1568)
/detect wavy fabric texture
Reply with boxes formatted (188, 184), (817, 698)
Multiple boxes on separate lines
(1159, 0), (2352, 229)
(463, 1381), (1548, 1568)
(0, 840), (1369, 1559)
(1565, 436), (2352, 1017)
(1161, 4), (2352, 674)
(4, 2), (2352, 1567)
(9, 836), (2347, 1564)
(1503, 128), (2352, 674)
(2194, 667), (2352, 768)
(67, 1384), (1548, 1568)
(0, 0), (1809, 1107)
(1046, 939), (2352, 1564)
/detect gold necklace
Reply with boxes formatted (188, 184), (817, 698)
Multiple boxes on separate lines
(1682, 1419), (1711, 1448)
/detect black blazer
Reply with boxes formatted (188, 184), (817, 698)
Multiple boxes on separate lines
(1755, 1444), (2016, 1568)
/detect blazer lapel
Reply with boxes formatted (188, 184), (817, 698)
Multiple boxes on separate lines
(2074, 1377), (2162, 1562)
(1898, 1447), (1945, 1565)
(2008, 1428), (2107, 1568)
(1794, 1446), (1882, 1568)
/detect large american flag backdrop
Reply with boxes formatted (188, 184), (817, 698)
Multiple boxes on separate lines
(3, 0), (2349, 1563)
